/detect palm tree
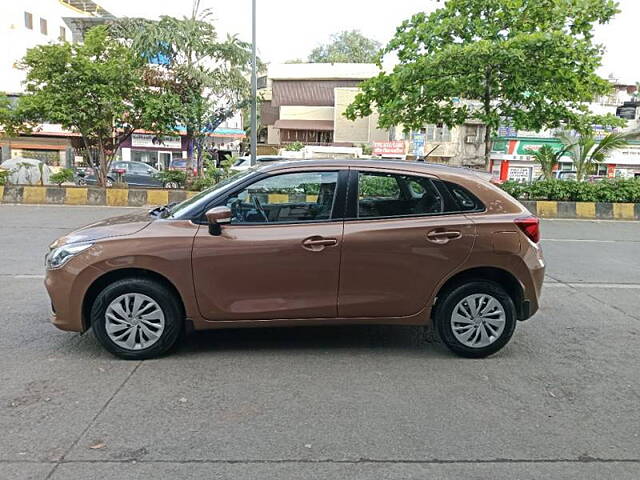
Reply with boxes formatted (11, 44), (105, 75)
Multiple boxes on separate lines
(527, 144), (571, 180)
(558, 131), (630, 181)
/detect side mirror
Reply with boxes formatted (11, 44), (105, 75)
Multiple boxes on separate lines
(205, 206), (232, 236)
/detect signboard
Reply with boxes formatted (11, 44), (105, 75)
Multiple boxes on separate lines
(131, 134), (181, 149)
(411, 133), (425, 156)
(373, 141), (405, 156)
(508, 167), (532, 182)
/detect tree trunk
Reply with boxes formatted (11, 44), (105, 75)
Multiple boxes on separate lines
(185, 128), (195, 181)
(483, 124), (492, 171)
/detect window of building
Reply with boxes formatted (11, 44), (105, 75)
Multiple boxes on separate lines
(24, 12), (33, 30)
(59, 26), (66, 41)
(425, 124), (451, 142)
(40, 18), (48, 35)
(357, 172), (443, 218)
(228, 171), (338, 224)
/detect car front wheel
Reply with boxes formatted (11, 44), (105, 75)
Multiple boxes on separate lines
(91, 278), (183, 360)
(435, 280), (516, 358)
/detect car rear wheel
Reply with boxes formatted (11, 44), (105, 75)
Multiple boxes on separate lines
(164, 181), (179, 189)
(435, 281), (516, 358)
(91, 278), (183, 360)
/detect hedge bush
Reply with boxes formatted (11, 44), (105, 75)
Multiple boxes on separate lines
(500, 179), (640, 203)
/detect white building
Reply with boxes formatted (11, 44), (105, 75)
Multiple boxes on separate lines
(0, 1), (110, 94)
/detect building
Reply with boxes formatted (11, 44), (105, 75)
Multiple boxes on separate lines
(0, 0), (112, 166)
(259, 63), (390, 147)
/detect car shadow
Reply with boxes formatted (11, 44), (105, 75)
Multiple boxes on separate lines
(175, 324), (452, 359)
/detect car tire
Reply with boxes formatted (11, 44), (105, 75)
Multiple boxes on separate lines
(164, 181), (179, 189)
(91, 278), (183, 360)
(105, 178), (114, 188)
(76, 177), (87, 186)
(434, 280), (516, 358)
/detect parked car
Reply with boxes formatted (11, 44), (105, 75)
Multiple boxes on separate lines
(45, 159), (545, 360)
(232, 155), (290, 171)
(78, 161), (169, 188)
(168, 158), (198, 176)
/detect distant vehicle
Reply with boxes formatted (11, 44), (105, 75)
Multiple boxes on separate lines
(0, 157), (52, 185)
(535, 170), (577, 182)
(78, 161), (176, 188)
(167, 158), (198, 176)
(232, 156), (291, 172)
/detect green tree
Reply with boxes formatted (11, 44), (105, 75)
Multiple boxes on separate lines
(113, 1), (254, 179)
(308, 30), (381, 63)
(345, 0), (625, 169)
(0, 27), (177, 186)
(559, 131), (630, 181)
(527, 144), (571, 180)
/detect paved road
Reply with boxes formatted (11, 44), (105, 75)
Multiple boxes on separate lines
(1, 205), (639, 480)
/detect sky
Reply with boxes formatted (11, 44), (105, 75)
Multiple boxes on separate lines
(99, 0), (640, 83)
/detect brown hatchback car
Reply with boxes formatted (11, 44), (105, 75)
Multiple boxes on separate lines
(45, 160), (544, 359)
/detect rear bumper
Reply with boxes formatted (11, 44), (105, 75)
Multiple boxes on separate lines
(518, 243), (545, 320)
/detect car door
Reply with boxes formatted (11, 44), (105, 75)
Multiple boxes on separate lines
(337, 169), (477, 318)
(192, 169), (347, 321)
(127, 162), (160, 187)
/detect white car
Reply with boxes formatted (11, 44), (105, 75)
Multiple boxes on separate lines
(232, 156), (291, 171)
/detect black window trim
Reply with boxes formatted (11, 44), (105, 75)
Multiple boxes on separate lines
(191, 169), (349, 226)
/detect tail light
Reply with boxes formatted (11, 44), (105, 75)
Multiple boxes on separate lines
(113, 168), (126, 175)
(515, 216), (540, 243)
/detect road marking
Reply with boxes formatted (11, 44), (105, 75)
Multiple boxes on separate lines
(1, 274), (45, 279)
(546, 282), (640, 289)
(543, 239), (621, 243)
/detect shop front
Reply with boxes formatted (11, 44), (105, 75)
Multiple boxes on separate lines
(491, 138), (640, 181)
(120, 134), (185, 170)
(491, 138), (573, 182)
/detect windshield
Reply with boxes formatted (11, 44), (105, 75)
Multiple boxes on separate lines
(168, 169), (256, 218)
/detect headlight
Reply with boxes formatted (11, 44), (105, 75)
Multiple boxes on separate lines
(45, 243), (93, 270)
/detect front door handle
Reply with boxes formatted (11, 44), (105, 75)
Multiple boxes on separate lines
(426, 230), (462, 244)
(302, 236), (338, 252)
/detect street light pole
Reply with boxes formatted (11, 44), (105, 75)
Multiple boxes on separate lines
(250, 0), (257, 166)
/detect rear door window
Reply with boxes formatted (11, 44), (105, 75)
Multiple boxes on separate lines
(357, 172), (443, 219)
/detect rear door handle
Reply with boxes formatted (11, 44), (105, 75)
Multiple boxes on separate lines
(426, 230), (462, 244)
(302, 236), (338, 251)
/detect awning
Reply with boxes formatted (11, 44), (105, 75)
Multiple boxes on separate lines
(274, 120), (334, 131)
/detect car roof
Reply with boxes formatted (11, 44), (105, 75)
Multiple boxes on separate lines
(258, 158), (490, 180)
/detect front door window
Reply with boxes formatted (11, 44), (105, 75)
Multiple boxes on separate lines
(228, 171), (338, 224)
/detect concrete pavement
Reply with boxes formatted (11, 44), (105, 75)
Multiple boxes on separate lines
(0, 205), (639, 479)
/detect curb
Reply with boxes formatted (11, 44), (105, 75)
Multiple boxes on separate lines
(0, 186), (199, 207)
(521, 201), (640, 220)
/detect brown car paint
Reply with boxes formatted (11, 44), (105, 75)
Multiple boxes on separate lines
(45, 159), (544, 334)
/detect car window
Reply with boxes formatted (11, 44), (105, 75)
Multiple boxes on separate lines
(358, 172), (443, 218)
(112, 162), (127, 171)
(227, 171), (338, 224)
(131, 163), (151, 174)
(442, 181), (484, 212)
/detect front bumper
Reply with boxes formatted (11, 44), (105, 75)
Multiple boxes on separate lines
(45, 265), (92, 332)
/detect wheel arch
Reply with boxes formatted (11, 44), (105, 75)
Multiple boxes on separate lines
(433, 266), (526, 320)
(82, 267), (186, 330)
